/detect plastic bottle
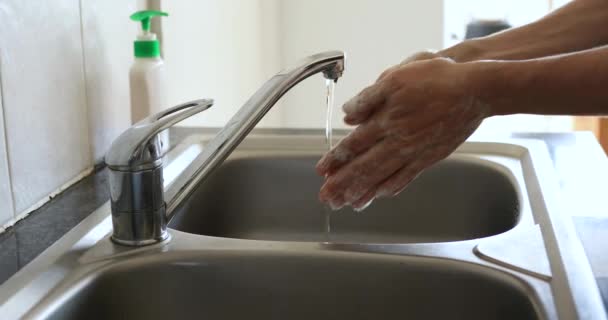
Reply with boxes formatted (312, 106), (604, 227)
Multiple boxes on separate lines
(129, 10), (170, 154)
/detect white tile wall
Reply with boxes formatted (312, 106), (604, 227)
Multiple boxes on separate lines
(80, 0), (138, 161)
(0, 81), (15, 226)
(162, 0), (283, 128)
(0, 0), (93, 214)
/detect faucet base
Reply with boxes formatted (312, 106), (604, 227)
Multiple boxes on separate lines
(111, 232), (171, 247)
(110, 202), (169, 246)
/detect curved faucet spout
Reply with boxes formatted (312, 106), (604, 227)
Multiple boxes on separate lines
(164, 50), (345, 217)
(106, 50), (345, 246)
(278, 50), (345, 82)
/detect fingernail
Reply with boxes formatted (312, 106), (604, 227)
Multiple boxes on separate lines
(353, 198), (374, 212)
(344, 188), (365, 204)
(331, 147), (353, 162)
(319, 182), (336, 202)
(343, 114), (359, 125)
(316, 157), (330, 174)
(342, 96), (360, 113)
(328, 199), (345, 211)
(318, 185), (329, 201)
(375, 188), (392, 199)
(319, 191), (330, 203)
(316, 163), (327, 175)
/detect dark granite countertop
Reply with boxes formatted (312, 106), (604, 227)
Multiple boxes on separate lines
(0, 128), (606, 307)
(0, 166), (110, 284)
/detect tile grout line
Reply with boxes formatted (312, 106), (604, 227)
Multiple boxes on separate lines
(77, 0), (95, 166)
(0, 50), (20, 268)
(1, 167), (94, 230)
(0, 48), (17, 227)
(0, 0), (95, 237)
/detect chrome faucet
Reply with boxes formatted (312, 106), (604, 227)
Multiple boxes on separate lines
(105, 50), (345, 246)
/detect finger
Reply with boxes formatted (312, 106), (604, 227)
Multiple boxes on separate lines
(319, 139), (410, 206)
(342, 83), (389, 125)
(344, 110), (376, 126)
(352, 189), (376, 211)
(377, 51), (438, 82)
(376, 144), (451, 198)
(374, 162), (426, 199)
(327, 196), (347, 211)
(377, 65), (399, 82)
(330, 97), (441, 179)
(402, 51), (440, 64)
(377, 97), (454, 139)
(316, 120), (383, 176)
(337, 122), (444, 206)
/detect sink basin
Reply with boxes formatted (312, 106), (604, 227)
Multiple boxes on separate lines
(3, 132), (605, 320)
(37, 250), (540, 320)
(170, 155), (520, 243)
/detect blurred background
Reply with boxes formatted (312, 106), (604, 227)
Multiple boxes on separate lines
(0, 0), (604, 227)
(160, 0), (574, 134)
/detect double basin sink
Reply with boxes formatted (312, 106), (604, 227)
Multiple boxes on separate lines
(0, 130), (604, 319)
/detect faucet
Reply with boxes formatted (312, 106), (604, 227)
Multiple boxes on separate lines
(105, 50), (345, 246)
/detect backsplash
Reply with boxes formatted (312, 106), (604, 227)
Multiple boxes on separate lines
(0, 84), (13, 231)
(0, 0), (445, 228)
(0, 0), (142, 229)
(0, 0), (570, 230)
(81, 0), (139, 161)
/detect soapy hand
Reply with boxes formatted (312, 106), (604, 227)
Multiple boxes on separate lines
(316, 56), (490, 210)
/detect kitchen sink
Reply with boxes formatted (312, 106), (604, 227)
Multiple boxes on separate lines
(0, 130), (605, 320)
(0, 41), (604, 319)
(170, 155), (520, 243)
(34, 250), (539, 320)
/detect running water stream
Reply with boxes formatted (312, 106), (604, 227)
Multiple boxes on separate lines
(323, 79), (336, 243)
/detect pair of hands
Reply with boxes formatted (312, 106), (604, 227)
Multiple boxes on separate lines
(316, 52), (490, 210)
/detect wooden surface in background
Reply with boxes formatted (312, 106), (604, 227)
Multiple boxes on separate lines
(574, 117), (608, 154)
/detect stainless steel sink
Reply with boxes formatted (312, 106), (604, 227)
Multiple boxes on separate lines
(32, 248), (539, 320)
(0, 130), (605, 320)
(170, 155), (520, 243)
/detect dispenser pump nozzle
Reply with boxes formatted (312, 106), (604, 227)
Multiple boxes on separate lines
(131, 10), (168, 33)
(130, 10), (168, 58)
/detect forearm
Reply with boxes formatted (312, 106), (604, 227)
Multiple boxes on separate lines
(469, 45), (608, 116)
(440, 0), (608, 62)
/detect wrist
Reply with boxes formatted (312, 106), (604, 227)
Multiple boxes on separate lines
(439, 39), (489, 62)
(460, 60), (514, 117)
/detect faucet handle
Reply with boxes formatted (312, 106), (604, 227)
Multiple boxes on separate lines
(105, 99), (214, 171)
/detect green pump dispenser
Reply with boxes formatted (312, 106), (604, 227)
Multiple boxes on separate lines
(130, 10), (168, 58)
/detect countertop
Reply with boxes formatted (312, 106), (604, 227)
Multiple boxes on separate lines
(511, 132), (608, 308)
(0, 128), (606, 306)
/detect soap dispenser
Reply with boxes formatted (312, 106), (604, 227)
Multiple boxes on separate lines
(129, 10), (170, 154)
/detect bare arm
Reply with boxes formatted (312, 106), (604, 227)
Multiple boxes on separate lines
(317, 46), (608, 209)
(472, 44), (608, 116)
(441, 0), (608, 62)
(315, 0), (608, 210)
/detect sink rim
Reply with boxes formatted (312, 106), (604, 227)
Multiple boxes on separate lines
(26, 244), (547, 320)
(0, 131), (603, 320)
(168, 151), (527, 244)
